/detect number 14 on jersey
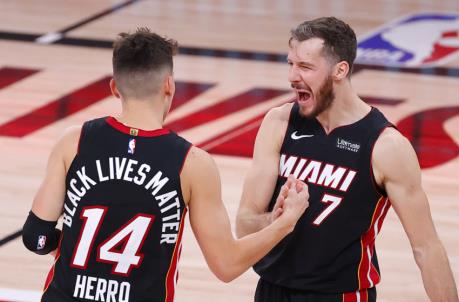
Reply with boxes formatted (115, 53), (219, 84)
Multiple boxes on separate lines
(71, 206), (155, 276)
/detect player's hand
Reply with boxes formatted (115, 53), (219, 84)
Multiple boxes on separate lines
(269, 177), (293, 223)
(275, 175), (309, 232)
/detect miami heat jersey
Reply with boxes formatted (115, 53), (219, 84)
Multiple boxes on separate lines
(254, 103), (393, 293)
(42, 117), (191, 302)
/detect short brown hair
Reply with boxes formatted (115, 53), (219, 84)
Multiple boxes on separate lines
(290, 17), (357, 76)
(112, 27), (178, 99)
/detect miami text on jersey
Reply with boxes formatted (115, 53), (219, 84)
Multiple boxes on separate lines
(279, 154), (357, 192)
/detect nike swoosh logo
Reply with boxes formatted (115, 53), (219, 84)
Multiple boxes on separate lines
(291, 131), (314, 140)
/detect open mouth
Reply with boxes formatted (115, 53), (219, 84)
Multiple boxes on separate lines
(297, 90), (312, 103)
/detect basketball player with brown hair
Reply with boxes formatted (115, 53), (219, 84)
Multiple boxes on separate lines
(236, 17), (458, 302)
(22, 28), (309, 302)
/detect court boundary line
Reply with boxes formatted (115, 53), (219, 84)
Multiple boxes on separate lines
(35, 0), (142, 44)
(0, 287), (41, 302)
(0, 31), (458, 78)
(0, 230), (22, 247)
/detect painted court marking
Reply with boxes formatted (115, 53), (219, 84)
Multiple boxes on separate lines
(0, 288), (41, 302)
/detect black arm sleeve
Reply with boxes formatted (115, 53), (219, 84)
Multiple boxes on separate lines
(22, 211), (61, 255)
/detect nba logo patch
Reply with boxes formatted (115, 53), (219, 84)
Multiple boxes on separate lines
(37, 235), (46, 250)
(356, 13), (459, 67)
(128, 138), (136, 154)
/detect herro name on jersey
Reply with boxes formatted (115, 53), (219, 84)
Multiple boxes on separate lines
(73, 274), (130, 302)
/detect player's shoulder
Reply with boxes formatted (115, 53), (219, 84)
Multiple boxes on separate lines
(61, 125), (82, 141)
(264, 102), (294, 124)
(181, 146), (220, 182)
(53, 125), (82, 151)
(373, 126), (418, 176)
(375, 127), (412, 153)
(180, 146), (219, 204)
(183, 146), (216, 170)
(47, 125), (82, 171)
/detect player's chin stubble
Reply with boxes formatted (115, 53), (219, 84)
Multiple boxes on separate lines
(300, 75), (335, 118)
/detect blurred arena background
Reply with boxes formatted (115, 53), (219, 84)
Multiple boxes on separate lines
(0, 1), (458, 301)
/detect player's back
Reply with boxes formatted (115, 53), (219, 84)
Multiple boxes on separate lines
(42, 117), (191, 302)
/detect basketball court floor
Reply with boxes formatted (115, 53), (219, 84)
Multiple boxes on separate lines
(0, 1), (458, 301)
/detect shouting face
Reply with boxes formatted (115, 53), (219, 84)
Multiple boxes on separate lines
(288, 38), (336, 118)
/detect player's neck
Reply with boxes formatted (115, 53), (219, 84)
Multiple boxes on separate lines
(316, 85), (370, 134)
(116, 97), (165, 130)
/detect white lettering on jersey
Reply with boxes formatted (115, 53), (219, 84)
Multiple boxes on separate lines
(115, 157), (127, 179)
(123, 159), (137, 182)
(299, 160), (322, 183)
(293, 158), (307, 178)
(77, 166), (97, 189)
(280, 154), (297, 176)
(96, 160), (109, 182)
(63, 158), (183, 244)
(74, 274), (130, 302)
(279, 154), (357, 192)
(339, 170), (357, 192)
(317, 164), (347, 189)
(133, 164), (150, 185)
(145, 171), (169, 195)
(70, 178), (86, 197)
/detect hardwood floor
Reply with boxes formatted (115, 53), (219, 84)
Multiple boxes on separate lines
(0, 1), (458, 301)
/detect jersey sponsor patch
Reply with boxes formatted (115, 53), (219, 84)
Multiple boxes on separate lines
(336, 138), (361, 153)
(356, 13), (459, 67)
(128, 138), (136, 154)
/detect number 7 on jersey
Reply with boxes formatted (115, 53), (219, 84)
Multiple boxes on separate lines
(312, 194), (343, 226)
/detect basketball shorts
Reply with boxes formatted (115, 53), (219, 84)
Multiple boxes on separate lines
(255, 278), (376, 302)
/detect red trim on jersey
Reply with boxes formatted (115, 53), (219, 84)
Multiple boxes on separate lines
(343, 291), (356, 302)
(42, 232), (64, 295)
(357, 197), (390, 289)
(105, 117), (170, 137)
(361, 289), (369, 302)
(164, 208), (187, 302)
(343, 289), (369, 302)
(369, 198), (391, 282)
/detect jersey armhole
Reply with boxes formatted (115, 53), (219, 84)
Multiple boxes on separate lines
(179, 143), (193, 208)
(179, 144), (193, 176)
(369, 125), (395, 197)
(76, 124), (85, 155)
(279, 102), (296, 153)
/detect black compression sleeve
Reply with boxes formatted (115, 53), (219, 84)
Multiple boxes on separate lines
(22, 211), (61, 255)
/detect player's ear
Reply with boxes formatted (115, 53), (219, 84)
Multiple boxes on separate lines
(333, 61), (350, 80)
(109, 78), (122, 99)
(164, 75), (175, 98)
(161, 75), (175, 121)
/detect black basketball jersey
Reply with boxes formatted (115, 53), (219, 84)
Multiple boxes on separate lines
(42, 117), (191, 302)
(254, 103), (394, 293)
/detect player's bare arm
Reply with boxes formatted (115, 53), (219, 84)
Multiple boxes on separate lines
(22, 126), (81, 254)
(235, 102), (299, 238)
(373, 127), (458, 302)
(181, 146), (308, 282)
